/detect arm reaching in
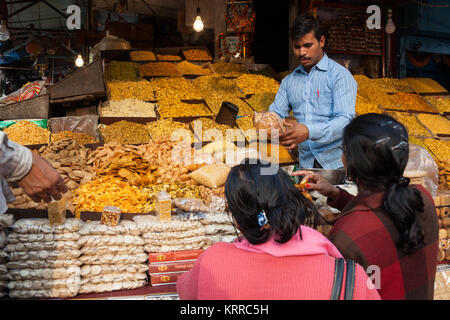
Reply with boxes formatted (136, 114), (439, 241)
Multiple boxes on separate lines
(16, 152), (68, 203)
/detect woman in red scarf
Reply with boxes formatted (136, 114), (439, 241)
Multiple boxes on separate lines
(176, 160), (380, 300)
(294, 114), (439, 300)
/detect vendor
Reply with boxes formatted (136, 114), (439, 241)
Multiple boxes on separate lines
(269, 14), (357, 169)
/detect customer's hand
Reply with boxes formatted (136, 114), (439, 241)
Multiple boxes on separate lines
(16, 152), (68, 203)
(279, 120), (309, 150)
(292, 170), (340, 201)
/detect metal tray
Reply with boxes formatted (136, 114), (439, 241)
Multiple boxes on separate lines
(49, 59), (106, 102)
(180, 46), (213, 63)
(100, 49), (131, 62)
(0, 94), (49, 120)
(154, 47), (183, 62)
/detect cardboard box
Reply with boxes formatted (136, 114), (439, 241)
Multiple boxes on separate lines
(149, 249), (204, 263)
(150, 272), (186, 286)
(149, 260), (196, 274)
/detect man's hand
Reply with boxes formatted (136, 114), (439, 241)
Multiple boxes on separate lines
(279, 120), (309, 150)
(16, 152), (68, 203)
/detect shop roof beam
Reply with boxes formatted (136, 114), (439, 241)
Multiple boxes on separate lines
(42, 0), (67, 19)
(7, 0), (42, 19)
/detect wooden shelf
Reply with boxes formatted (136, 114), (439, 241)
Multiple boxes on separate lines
(325, 49), (382, 56)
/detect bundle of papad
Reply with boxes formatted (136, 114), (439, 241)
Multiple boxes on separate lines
(77, 220), (147, 294)
(5, 218), (83, 298)
(199, 212), (238, 249)
(133, 215), (207, 253)
(0, 214), (14, 297)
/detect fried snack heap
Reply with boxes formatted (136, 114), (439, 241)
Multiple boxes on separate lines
(4, 121), (50, 145)
(234, 74), (280, 95)
(106, 80), (155, 101)
(51, 131), (97, 145)
(99, 120), (151, 145)
(151, 77), (202, 100)
(73, 176), (150, 216)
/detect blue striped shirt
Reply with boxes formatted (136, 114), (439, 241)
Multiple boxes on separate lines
(269, 53), (357, 169)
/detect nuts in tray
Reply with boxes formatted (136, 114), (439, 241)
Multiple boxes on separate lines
(356, 100), (382, 115)
(183, 49), (212, 61)
(99, 120), (151, 144)
(156, 54), (181, 61)
(372, 78), (415, 93)
(99, 99), (157, 117)
(146, 118), (194, 141)
(245, 93), (276, 112)
(130, 51), (156, 61)
(193, 75), (247, 97)
(390, 112), (431, 136)
(391, 93), (437, 113)
(105, 61), (141, 81)
(354, 75), (398, 109)
(139, 62), (180, 77)
(4, 120), (50, 145)
(191, 118), (245, 142)
(423, 138), (450, 165)
(106, 80), (155, 101)
(101, 206), (122, 226)
(151, 77), (202, 100)
(176, 61), (211, 76)
(416, 114), (450, 136)
(73, 176), (150, 216)
(51, 131), (98, 145)
(157, 100), (212, 118)
(234, 74), (280, 95)
(211, 62), (248, 77)
(424, 96), (450, 114)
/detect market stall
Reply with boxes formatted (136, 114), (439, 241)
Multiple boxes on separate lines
(0, 47), (449, 299)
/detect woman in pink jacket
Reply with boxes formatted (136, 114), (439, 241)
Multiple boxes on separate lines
(176, 161), (380, 300)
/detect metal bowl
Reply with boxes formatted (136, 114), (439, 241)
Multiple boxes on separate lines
(300, 168), (347, 185)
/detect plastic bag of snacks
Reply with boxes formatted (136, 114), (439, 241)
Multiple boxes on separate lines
(253, 111), (285, 137)
(189, 163), (231, 188)
(405, 144), (439, 197)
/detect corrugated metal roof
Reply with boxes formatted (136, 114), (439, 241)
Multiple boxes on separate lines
(7, 0), (88, 30)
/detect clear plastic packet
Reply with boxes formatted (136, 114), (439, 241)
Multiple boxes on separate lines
(172, 198), (210, 212)
(47, 115), (101, 142)
(405, 144), (439, 197)
(253, 111), (285, 137)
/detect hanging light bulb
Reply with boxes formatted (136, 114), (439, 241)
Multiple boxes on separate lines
(193, 7), (204, 32)
(385, 8), (396, 34)
(75, 54), (84, 67)
(0, 20), (10, 41)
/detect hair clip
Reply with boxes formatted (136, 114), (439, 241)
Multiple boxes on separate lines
(257, 210), (270, 231)
(374, 136), (390, 145)
(391, 141), (408, 151)
(397, 176), (410, 187)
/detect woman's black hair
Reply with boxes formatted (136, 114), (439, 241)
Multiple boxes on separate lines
(224, 159), (320, 245)
(343, 113), (425, 254)
(290, 14), (323, 42)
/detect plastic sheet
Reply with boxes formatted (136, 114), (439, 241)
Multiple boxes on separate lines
(405, 144), (439, 197)
(48, 115), (101, 141)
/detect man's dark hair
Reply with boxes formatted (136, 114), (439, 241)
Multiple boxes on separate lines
(290, 14), (322, 41)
